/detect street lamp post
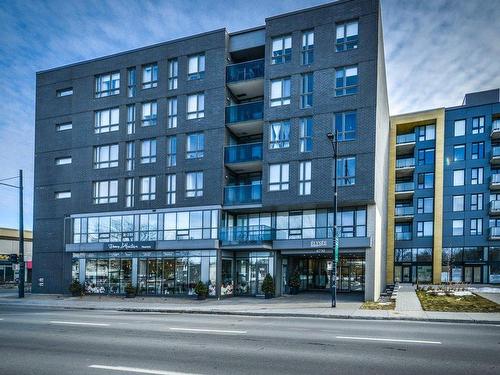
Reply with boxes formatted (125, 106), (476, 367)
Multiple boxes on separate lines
(327, 131), (338, 308)
(0, 170), (25, 298)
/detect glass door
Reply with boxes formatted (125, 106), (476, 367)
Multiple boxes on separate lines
(339, 266), (350, 291)
(464, 266), (482, 283)
(402, 265), (411, 283)
(221, 258), (234, 296)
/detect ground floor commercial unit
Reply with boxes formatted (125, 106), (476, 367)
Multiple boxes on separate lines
(0, 227), (33, 284)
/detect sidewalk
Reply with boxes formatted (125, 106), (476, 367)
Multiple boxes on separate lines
(0, 292), (499, 324)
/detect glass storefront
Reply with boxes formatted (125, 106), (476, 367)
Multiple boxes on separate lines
(84, 257), (132, 294)
(234, 252), (274, 296)
(441, 247), (486, 284)
(394, 248), (432, 283)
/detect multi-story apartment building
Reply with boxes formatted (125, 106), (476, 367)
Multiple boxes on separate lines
(33, 0), (389, 301)
(387, 89), (500, 285)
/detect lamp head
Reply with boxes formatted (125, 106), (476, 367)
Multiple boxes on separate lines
(327, 132), (334, 141)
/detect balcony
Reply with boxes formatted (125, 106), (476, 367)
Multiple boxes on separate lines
(394, 206), (414, 222)
(395, 181), (415, 199)
(490, 174), (500, 190)
(224, 183), (262, 207)
(491, 146), (500, 165)
(395, 232), (412, 241)
(491, 119), (500, 139)
(396, 133), (416, 155)
(395, 157), (415, 177)
(226, 59), (264, 99)
(490, 200), (500, 216)
(489, 227), (500, 240)
(220, 225), (274, 247)
(224, 142), (263, 173)
(225, 101), (264, 137)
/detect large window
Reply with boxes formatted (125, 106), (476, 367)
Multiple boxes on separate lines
(168, 58), (178, 90)
(472, 116), (485, 134)
(418, 172), (434, 189)
(452, 195), (464, 212)
(186, 172), (203, 197)
(300, 73), (313, 108)
(453, 144), (465, 161)
(188, 54), (205, 80)
(167, 136), (177, 167)
(142, 63), (158, 89)
(140, 139), (157, 164)
(417, 124), (435, 141)
(166, 174), (176, 205)
(269, 120), (290, 149)
(454, 119), (465, 136)
(269, 163), (289, 191)
(335, 66), (358, 96)
(301, 30), (314, 65)
(471, 193), (483, 211)
(140, 176), (156, 201)
(142, 101), (157, 126)
(95, 108), (119, 133)
(187, 93), (205, 119)
(94, 144), (119, 169)
(95, 72), (120, 98)
(126, 141), (135, 171)
(271, 35), (292, 64)
(93, 180), (118, 204)
(125, 178), (134, 208)
(417, 148), (435, 166)
(167, 97), (178, 128)
(270, 77), (291, 107)
(335, 111), (356, 141)
(471, 141), (485, 159)
(471, 167), (484, 185)
(452, 219), (464, 236)
(417, 197), (434, 214)
(299, 161), (312, 195)
(186, 132), (204, 159)
(300, 117), (313, 152)
(83, 257), (132, 295)
(417, 221), (433, 237)
(336, 157), (356, 186)
(470, 218), (483, 236)
(453, 169), (464, 186)
(336, 20), (358, 51)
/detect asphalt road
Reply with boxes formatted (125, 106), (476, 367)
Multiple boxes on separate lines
(0, 304), (499, 375)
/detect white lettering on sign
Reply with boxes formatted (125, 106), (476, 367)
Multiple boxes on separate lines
(310, 240), (327, 248)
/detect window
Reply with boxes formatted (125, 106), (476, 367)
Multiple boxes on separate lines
(395, 224), (412, 241)
(94, 144), (119, 169)
(166, 174), (176, 205)
(125, 178), (134, 208)
(127, 67), (136, 98)
(418, 172), (434, 189)
(186, 172), (203, 197)
(167, 97), (177, 128)
(127, 104), (136, 134)
(335, 111), (356, 141)
(271, 35), (292, 64)
(55, 191), (71, 199)
(269, 120), (290, 149)
(299, 117), (313, 152)
(301, 30), (314, 65)
(470, 218), (483, 236)
(471, 141), (485, 159)
(168, 58), (178, 90)
(55, 157), (72, 165)
(93, 180), (118, 204)
(95, 108), (119, 133)
(270, 77), (291, 107)
(471, 193), (483, 211)
(142, 63), (158, 89)
(417, 221), (433, 237)
(453, 144), (465, 161)
(453, 169), (464, 186)
(417, 148), (435, 166)
(471, 167), (484, 185)
(167, 136), (177, 167)
(126, 141), (135, 171)
(417, 124), (435, 141)
(417, 197), (434, 213)
(186, 132), (204, 159)
(56, 122), (72, 131)
(454, 119), (465, 136)
(336, 157), (356, 186)
(299, 161), (312, 195)
(140, 139), (157, 164)
(139, 176), (156, 201)
(472, 116), (485, 134)
(269, 163), (289, 191)
(188, 54), (205, 80)
(452, 220), (464, 236)
(451, 195), (464, 212)
(187, 93), (205, 119)
(336, 20), (358, 51)
(300, 73), (313, 108)
(335, 66), (358, 96)
(95, 72), (120, 98)
(57, 87), (73, 97)
(142, 101), (157, 126)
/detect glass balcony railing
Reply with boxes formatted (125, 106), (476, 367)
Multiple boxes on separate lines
(395, 206), (414, 216)
(396, 158), (415, 169)
(396, 133), (416, 144)
(225, 101), (264, 124)
(224, 183), (262, 205)
(395, 182), (414, 192)
(220, 225), (274, 245)
(491, 174), (500, 184)
(492, 119), (500, 133)
(489, 227), (500, 238)
(224, 143), (263, 164)
(226, 59), (265, 83)
(490, 200), (500, 212)
(492, 146), (500, 157)
(395, 232), (412, 241)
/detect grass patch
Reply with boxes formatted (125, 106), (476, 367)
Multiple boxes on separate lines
(416, 291), (500, 313)
(361, 301), (395, 310)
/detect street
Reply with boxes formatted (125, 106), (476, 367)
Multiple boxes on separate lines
(0, 304), (498, 375)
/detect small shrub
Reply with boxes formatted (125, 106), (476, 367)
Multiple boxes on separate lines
(69, 280), (84, 297)
(261, 274), (275, 298)
(194, 281), (208, 299)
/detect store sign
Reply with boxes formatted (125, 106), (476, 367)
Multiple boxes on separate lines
(310, 240), (328, 248)
(105, 241), (156, 251)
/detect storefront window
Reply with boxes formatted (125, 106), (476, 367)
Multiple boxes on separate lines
(71, 259), (79, 282)
(221, 259), (234, 296)
(235, 252), (273, 296)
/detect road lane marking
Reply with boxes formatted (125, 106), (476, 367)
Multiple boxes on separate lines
(336, 336), (441, 345)
(50, 321), (110, 327)
(168, 327), (246, 334)
(89, 365), (202, 375)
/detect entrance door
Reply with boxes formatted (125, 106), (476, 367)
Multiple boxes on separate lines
(339, 265), (350, 292)
(464, 266), (482, 283)
(402, 265), (411, 283)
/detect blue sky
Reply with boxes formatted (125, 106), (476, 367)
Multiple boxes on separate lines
(0, 0), (499, 230)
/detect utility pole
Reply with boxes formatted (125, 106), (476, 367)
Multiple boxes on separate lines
(327, 131), (338, 308)
(19, 169), (25, 298)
